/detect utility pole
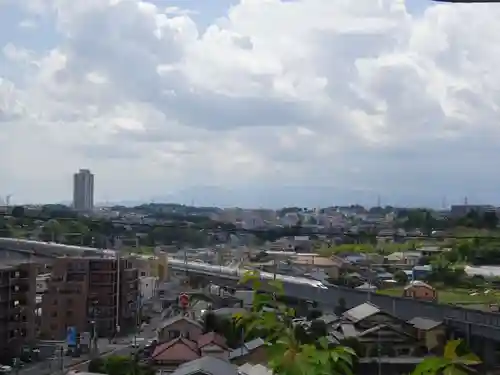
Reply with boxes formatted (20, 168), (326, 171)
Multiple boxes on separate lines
(115, 238), (121, 340)
(89, 299), (98, 358)
(377, 330), (382, 375)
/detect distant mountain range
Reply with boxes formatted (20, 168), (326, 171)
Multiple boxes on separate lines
(97, 185), (427, 209)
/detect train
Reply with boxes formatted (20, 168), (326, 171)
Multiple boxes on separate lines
(167, 258), (328, 289)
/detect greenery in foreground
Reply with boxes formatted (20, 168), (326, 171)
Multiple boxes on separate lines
(233, 271), (482, 375)
(90, 272), (481, 375)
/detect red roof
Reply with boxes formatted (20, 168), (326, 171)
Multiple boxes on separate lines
(197, 332), (228, 350)
(152, 337), (200, 362)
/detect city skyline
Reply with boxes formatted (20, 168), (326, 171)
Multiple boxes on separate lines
(2, 1), (500, 206)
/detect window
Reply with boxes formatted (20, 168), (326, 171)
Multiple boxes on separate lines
(51, 312), (57, 318)
(50, 324), (57, 331)
(66, 311), (73, 318)
(169, 330), (180, 339)
(140, 272), (146, 277)
(67, 299), (73, 306)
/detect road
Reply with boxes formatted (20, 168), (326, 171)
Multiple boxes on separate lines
(19, 317), (161, 375)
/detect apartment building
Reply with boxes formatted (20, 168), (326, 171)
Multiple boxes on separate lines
(41, 257), (139, 340)
(0, 262), (37, 362)
(73, 169), (94, 211)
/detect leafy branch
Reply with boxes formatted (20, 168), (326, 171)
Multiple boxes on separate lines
(235, 271), (482, 375)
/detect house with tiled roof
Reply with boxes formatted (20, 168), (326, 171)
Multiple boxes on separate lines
(152, 331), (229, 371)
(157, 315), (204, 342)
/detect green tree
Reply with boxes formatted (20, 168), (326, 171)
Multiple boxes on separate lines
(394, 270), (409, 284)
(237, 271), (481, 375)
(11, 206), (25, 218)
(412, 339), (480, 375)
(234, 271), (356, 375)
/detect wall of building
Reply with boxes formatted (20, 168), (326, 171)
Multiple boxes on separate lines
(140, 276), (157, 302)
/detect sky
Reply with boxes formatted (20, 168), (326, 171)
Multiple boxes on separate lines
(1, 0), (500, 208)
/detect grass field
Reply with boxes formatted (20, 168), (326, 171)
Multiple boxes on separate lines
(378, 286), (500, 306)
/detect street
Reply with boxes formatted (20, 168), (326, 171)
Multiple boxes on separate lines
(18, 318), (161, 375)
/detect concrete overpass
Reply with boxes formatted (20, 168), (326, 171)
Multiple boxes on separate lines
(167, 259), (500, 344)
(2, 239), (500, 355)
(0, 238), (112, 258)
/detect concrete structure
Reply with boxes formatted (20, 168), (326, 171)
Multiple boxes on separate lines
(73, 169), (94, 211)
(2, 238), (500, 355)
(140, 276), (157, 303)
(0, 261), (37, 363)
(41, 256), (139, 339)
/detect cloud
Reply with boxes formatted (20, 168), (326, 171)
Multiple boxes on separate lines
(1, 0), (500, 206)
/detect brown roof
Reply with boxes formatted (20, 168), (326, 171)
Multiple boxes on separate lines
(292, 255), (341, 267)
(197, 332), (228, 350)
(152, 337), (200, 362)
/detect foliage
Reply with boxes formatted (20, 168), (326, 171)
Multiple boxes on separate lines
(89, 355), (154, 375)
(1, 204), (239, 248)
(394, 270), (409, 284)
(234, 271), (357, 375)
(412, 339), (481, 375)
(236, 271), (481, 375)
(201, 311), (247, 348)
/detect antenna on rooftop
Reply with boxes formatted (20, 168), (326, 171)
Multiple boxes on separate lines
(464, 196), (468, 205)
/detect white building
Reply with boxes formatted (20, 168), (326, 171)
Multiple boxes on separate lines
(140, 276), (157, 303)
(73, 169), (94, 211)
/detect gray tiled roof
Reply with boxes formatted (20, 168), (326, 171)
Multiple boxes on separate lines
(229, 338), (266, 359)
(343, 302), (380, 323)
(319, 313), (338, 325)
(408, 317), (443, 331)
(171, 356), (238, 375)
(238, 363), (273, 375)
(160, 314), (203, 330)
(212, 307), (247, 317)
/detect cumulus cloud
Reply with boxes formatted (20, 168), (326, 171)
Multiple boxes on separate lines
(0, 0), (499, 206)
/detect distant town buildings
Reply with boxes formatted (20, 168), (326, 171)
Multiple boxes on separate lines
(73, 169), (94, 211)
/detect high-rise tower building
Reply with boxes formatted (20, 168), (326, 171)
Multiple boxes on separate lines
(73, 169), (94, 211)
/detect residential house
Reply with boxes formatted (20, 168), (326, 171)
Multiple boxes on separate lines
(157, 315), (204, 342)
(152, 337), (201, 369)
(403, 281), (438, 302)
(412, 265), (432, 280)
(386, 251), (422, 266)
(169, 356), (239, 375)
(417, 246), (447, 257)
(291, 255), (344, 279)
(239, 363), (273, 375)
(335, 303), (420, 357)
(408, 317), (446, 352)
(198, 332), (229, 360)
(229, 338), (267, 365)
(152, 331), (229, 370)
(169, 357), (273, 375)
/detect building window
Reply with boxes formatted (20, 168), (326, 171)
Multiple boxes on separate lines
(66, 311), (73, 318)
(51, 312), (57, 318)
(169, 330), (180, 339)
(140, 272), (146, 277)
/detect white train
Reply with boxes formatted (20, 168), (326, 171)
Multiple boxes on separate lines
(167, 258), (328, 289)
(0, 237), (111, 257)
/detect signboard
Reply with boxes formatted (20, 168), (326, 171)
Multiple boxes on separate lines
(66, 326), (77, 347)
(179, 293), (189, 309)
